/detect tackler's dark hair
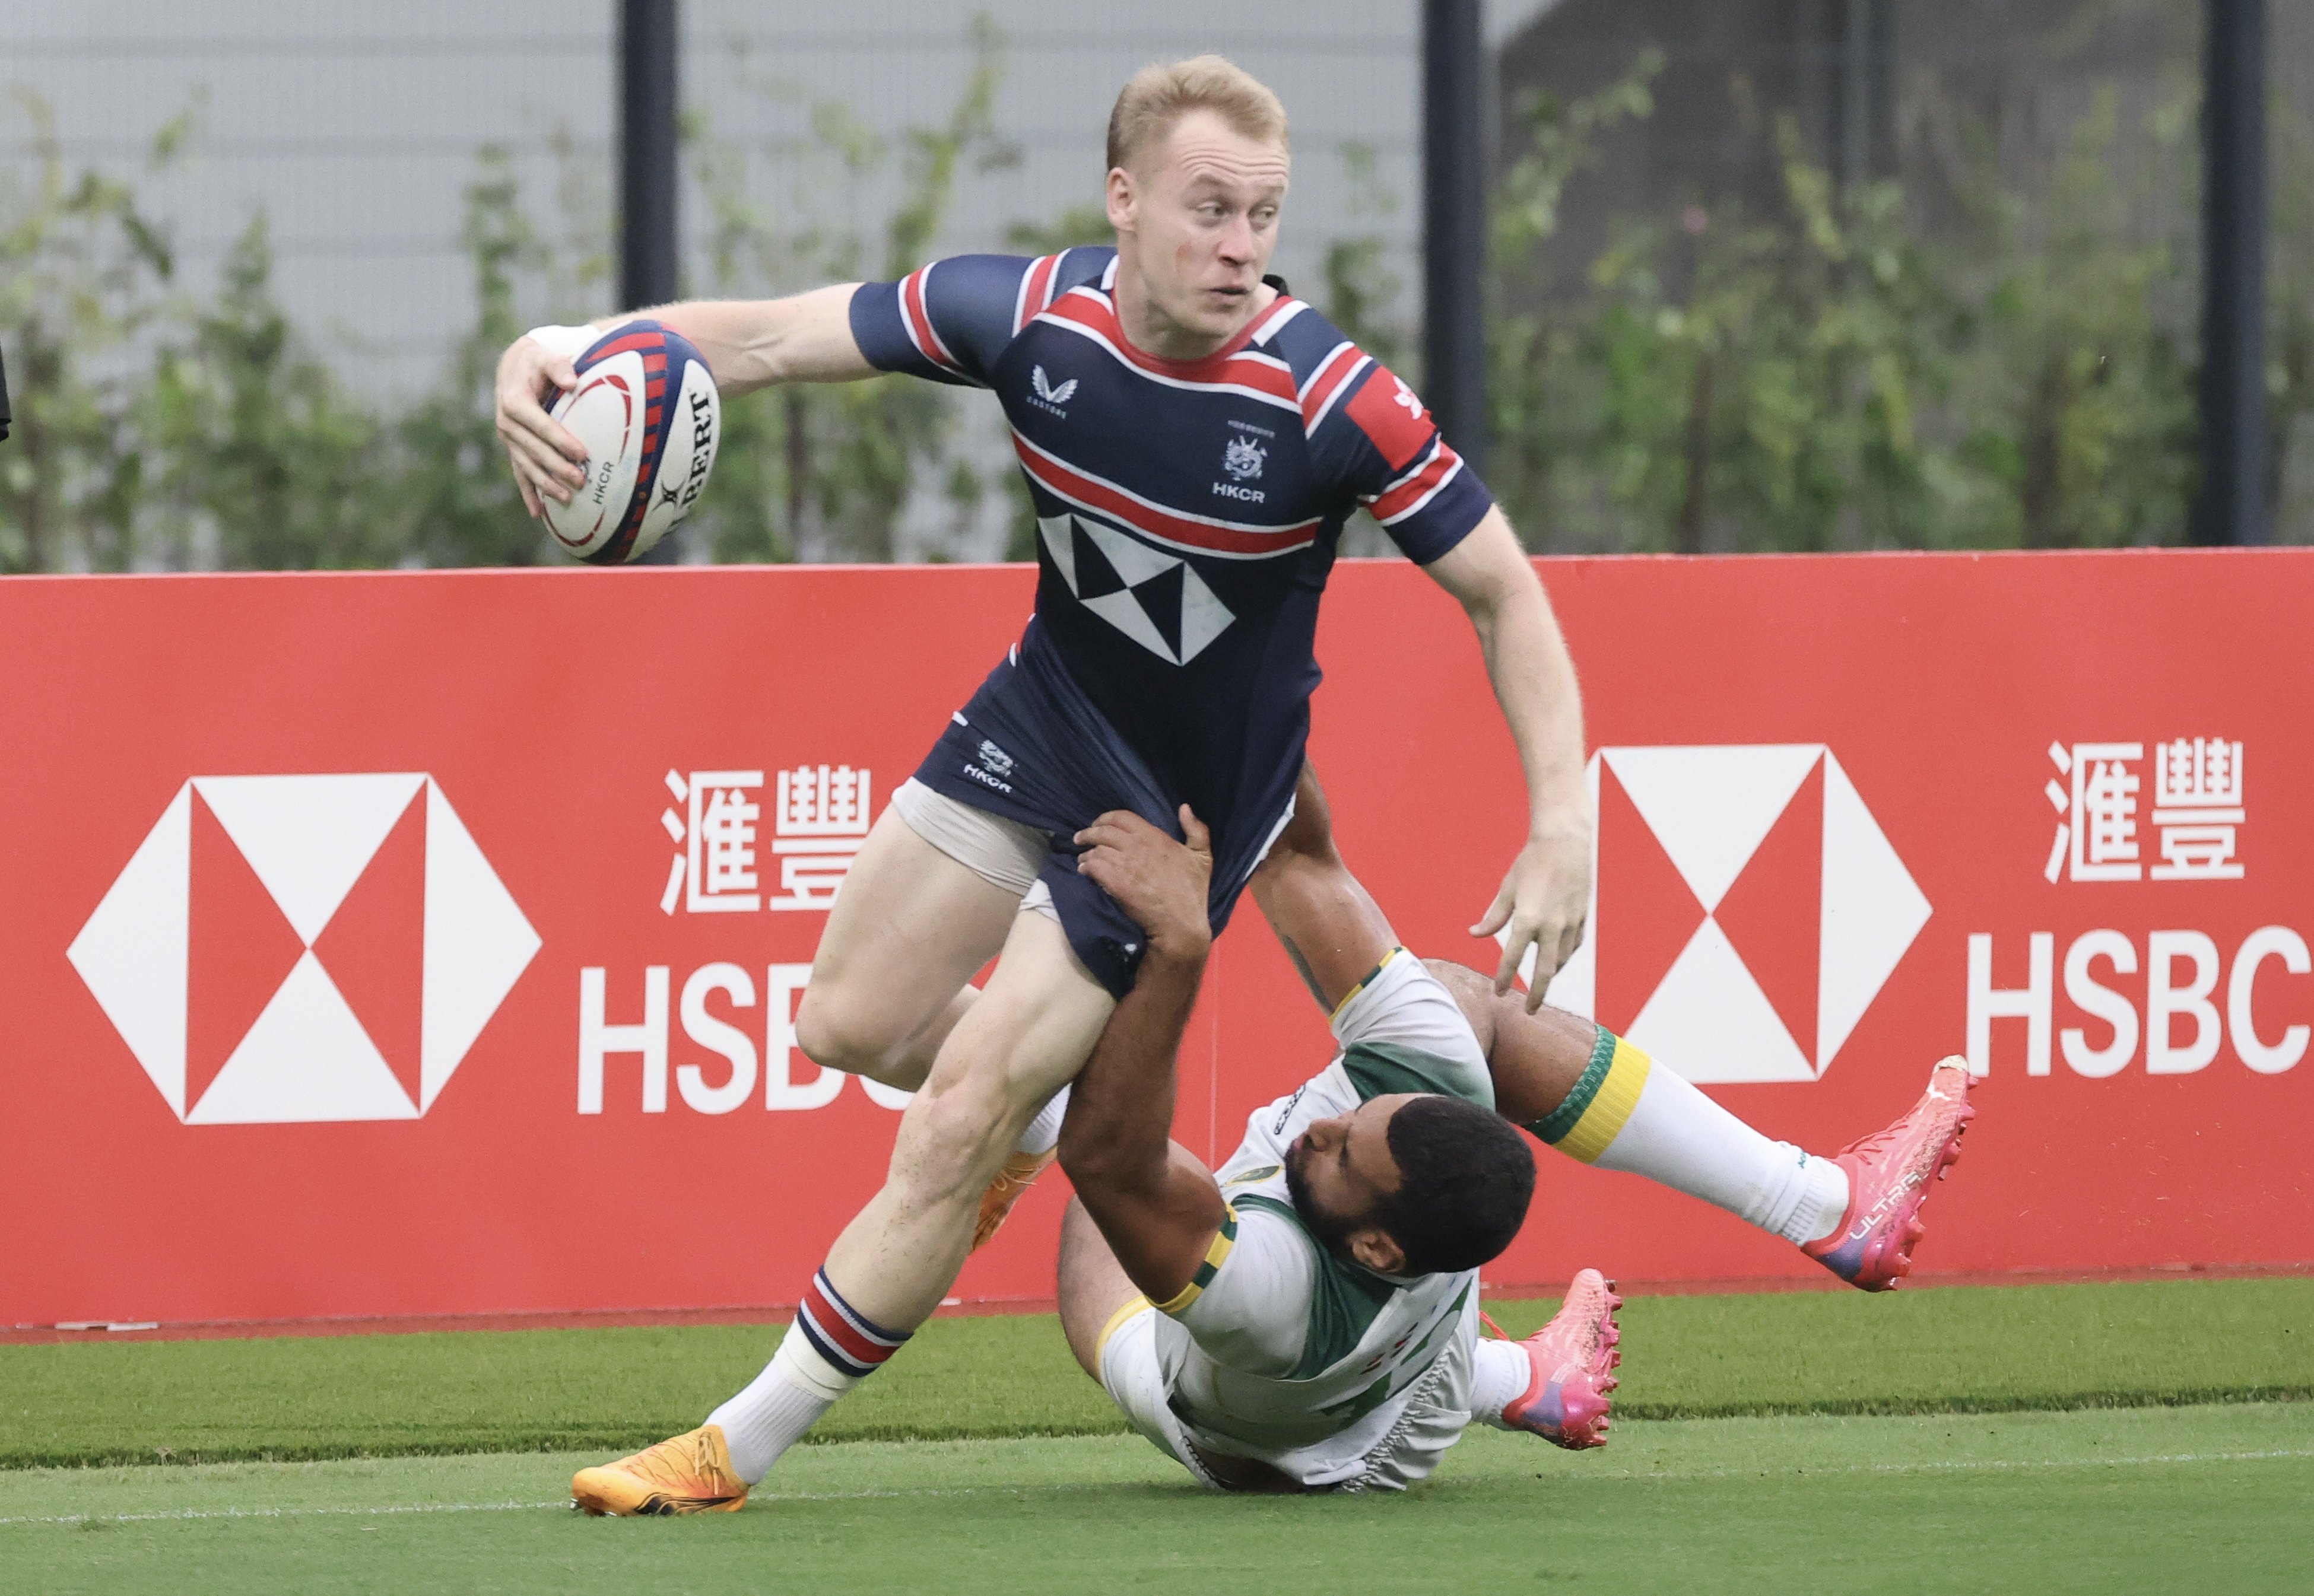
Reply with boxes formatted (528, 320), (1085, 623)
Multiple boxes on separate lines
(1374, 1096), (1536, 1276)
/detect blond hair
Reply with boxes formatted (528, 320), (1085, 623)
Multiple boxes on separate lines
(1106, 55), (1290, 176)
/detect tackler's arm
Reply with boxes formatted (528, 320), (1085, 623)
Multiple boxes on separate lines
(1058, 809), (1231, 1308)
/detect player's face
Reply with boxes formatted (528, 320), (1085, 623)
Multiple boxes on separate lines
(1110, 109), (1290, 348)
(1282, 1093), (1412, 1266)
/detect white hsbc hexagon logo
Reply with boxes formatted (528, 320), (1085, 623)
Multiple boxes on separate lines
(1512, 746), (1931, 1084)
(68, 775), (541, 1123)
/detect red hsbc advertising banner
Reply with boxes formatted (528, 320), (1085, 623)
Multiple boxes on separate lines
(4, 549), (2309, 1327)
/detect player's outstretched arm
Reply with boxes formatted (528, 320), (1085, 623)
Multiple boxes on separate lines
(1420, 507), (1593, 1010)
(1058, 808), (1231, 1306)
(1248, 762), (1401, 1012)
(493, 284), (874, 517)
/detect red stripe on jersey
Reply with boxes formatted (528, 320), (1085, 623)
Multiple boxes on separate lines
(1012, 432), (1318, 558)
(900, 266), (961, 373)
(1039, 292), (1298, 403)
(1299, 344), (1369, 435)
(1366, 441), (1464, 525)
(1245, 295), (1303, 344)
(1342, 363), (1436, 473)
(1015, 253), (1060, 333)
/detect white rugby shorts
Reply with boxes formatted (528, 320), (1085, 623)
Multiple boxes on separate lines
(1096, 1298), (1477, 1493)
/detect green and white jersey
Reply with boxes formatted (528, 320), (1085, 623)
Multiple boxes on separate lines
(1149, 949), (1493, 1487)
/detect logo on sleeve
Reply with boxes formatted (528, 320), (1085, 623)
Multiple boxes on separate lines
(1343, 365), (1435, 471)
(1029, 365), (1077, 417)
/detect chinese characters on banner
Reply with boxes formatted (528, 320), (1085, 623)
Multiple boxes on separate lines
(2045, 739), (2246, 883)
(661, 765), (872, 914)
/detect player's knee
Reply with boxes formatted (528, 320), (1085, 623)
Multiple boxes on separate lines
(890, 1075), (1015, 1202)
(794, 983), (900, 1079)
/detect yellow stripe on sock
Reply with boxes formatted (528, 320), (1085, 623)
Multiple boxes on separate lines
(1096, 1294), (1151, 1365)
(1554, 1038), (1653, 1165)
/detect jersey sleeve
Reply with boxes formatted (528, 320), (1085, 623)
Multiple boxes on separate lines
(1304, 353), (1494, 563)
(847, 254), (1039, 389)
(1328, 949), (1494, 1108)
(1162, 1201), (1312, 1377)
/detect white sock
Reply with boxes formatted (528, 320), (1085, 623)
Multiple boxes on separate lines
(1542, 1032), (1849, 1246)
(1468, 1337), (1533, 1428)
(707, 1322), (857, 1484)
(1013, 1084), (1069, 1158)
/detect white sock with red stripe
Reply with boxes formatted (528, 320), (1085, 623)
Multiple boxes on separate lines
(707, 1269), (911, 1484)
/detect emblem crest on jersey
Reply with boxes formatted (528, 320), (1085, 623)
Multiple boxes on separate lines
(1223, 435), (1266, 481)
(1030, 365), (1078, 411)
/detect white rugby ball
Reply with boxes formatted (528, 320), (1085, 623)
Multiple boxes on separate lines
(542, 320), (720, 564)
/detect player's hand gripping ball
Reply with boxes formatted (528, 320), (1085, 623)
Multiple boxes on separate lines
(541, 320), (720, 564)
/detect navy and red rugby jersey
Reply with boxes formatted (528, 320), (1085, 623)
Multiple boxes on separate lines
(850, 247), (1494, 985)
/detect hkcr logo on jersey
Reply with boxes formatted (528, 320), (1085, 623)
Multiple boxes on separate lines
(69, 774), (539, 1124)
(1517, 745), (1930, 1085)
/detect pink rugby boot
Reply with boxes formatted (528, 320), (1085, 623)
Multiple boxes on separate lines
(1493, 1268), (1622, 1449)
(1803, 1055), (1975, 1290)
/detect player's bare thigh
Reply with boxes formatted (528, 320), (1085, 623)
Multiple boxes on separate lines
(1058, 1195), (1143, 1381)
(893, 907), (1114, 1179)
(793, 804), (1020, 1080)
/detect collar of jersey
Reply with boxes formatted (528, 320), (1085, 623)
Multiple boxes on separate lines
(1089, 282), (1294, 380)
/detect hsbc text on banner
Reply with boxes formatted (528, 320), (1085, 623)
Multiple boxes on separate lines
(4, 551), (2309, 1327)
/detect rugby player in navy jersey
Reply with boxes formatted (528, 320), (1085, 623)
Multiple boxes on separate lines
(497, 58), (1597, 1515)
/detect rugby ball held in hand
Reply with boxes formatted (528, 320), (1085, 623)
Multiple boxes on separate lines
(542, 320), (720, 564)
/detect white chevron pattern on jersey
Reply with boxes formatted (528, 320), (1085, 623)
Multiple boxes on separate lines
(1039, 511), (1235, 666)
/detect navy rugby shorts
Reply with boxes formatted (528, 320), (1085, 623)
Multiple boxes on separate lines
(909, 637), (1294, 999)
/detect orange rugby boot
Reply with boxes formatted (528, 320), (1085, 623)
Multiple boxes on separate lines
(972, 1147), (1058, 1251)
(571, 1424), (748, 1516)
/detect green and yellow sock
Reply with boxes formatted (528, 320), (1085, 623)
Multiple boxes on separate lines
(1526, 1025), (1655, 1164)
(1525, 1025), (1848, 1246)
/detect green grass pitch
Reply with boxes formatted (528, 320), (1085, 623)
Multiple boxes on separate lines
(4, 1279), (2308, 1594)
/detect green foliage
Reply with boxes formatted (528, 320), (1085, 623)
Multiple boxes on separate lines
(689, 14), (1017, 564)
(10, 23), (2309, 567)
(1485, 46), (2223, 552)
(383, 148), (560, 568)
(0, 17), (1021, 573)
(1004, 205), (1113, 256)
(1319, 142), (1410, 373)
(0, 92), (183, 572)
(141, 215), (388, 568)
